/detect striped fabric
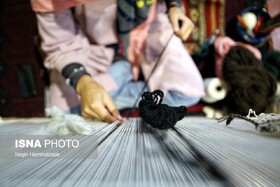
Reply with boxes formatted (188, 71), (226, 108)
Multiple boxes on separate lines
(182, 0), (225, 54)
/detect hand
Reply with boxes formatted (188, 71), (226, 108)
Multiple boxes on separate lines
(127, 23), (148, 81)
(128, 46), (142, 81)
(168, 7), (194, 41)
(76, 75), (122, 123)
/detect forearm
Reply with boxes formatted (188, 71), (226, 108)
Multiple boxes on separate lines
(36, 10), (90, 73)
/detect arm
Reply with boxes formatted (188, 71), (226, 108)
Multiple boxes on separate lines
(36, 10), (122, 123)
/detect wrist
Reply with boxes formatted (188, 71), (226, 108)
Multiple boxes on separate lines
(62, 63), (90, 91)
(76, 74), (96, 94)
(168, 6), (185, 14)
(167, 1), (185, 11)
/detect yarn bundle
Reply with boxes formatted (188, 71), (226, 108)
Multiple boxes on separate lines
(222, 46), (277, 115)
(139, 90), (188, 129)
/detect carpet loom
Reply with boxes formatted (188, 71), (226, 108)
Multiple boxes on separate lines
(0, 117), (280, 186)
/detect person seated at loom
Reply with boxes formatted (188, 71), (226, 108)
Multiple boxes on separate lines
(31, 0), (205, 123)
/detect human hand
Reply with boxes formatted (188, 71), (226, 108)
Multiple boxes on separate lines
(128, 46), (142, 81)
(127, 24), (148, 81)
(76, 75), (123, 123)
(168, 7), (194, 41)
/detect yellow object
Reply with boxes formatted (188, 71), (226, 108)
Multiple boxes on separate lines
(136, 0), (155, 7)
(136, 0), (144, 8)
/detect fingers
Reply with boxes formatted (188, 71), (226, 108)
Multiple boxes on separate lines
(82, 109), (100, 121)
(81, 94), (123, 124)
(78, 77), (122, 124)
(176, 16), (188, 34)
(82, 103), (117, 123)
(181, 20), (194, 41)
(175, 16), (194, 41)
(129, 49), (142, 82)
(168, 7), (194, 41)
(132, 66), (140, 81)
(103, 113), (118, 124)
(168, 7), (180, 31)
(94, 104), (116, 123)
(170, 16), (180, 32)
(104, 96), (123, 123)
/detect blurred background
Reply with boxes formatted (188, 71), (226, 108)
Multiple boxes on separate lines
(0, 0), (279, 117)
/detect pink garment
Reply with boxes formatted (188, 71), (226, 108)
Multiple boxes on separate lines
(128, 3), (157, 81)
(35, 1), (205, 110)
(214, 36), (262, 78)
(143, 12), (204, 97)
(30, 0), (97, 12)
(268, 0), (280, 51)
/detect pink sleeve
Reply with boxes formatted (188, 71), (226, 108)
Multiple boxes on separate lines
(214, 36), (236, 78)
(268, 0), (280, 51)
(36, 9), (91, 73)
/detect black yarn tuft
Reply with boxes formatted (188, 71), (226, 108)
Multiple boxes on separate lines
(139, 90), (188, 129)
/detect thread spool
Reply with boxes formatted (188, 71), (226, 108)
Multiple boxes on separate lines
(276, 82), (280, 96)
(242, 12), (257, 30)
(236, 6), (271, 45)
(202, 77), (227, 103)
(202, 106), (223, 118)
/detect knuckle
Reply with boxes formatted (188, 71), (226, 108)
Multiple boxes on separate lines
(83, 106), (91, 114)
(91, 103), (100, 110)
(81, 111), (87, 118)
(189, 20), (194, 26)
(100, 113), (108, 121)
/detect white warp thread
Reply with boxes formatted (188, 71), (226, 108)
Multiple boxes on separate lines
(45, 106), (93, 135)
(247, 109), (280, 123)
(247, 109), (280, 133)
